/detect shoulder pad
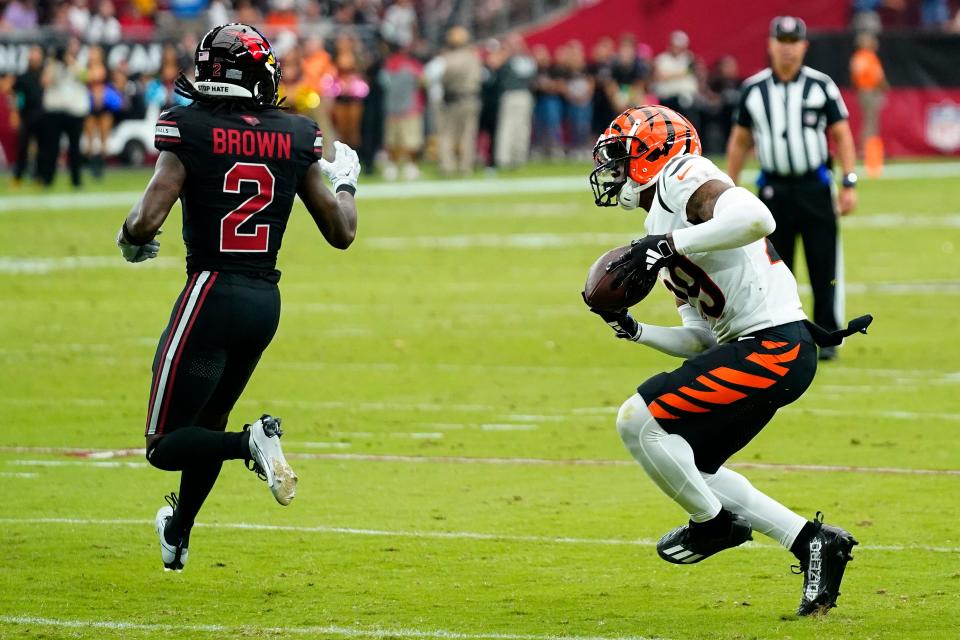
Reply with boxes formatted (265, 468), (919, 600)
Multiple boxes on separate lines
(655, 155), (734, 217)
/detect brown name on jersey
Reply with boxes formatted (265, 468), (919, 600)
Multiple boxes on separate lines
(212, 128), (291, 160)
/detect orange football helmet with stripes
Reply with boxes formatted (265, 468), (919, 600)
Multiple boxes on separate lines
(590, 105), (702, 207)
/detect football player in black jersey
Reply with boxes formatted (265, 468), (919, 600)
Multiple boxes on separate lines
(115, 24), (360, 571)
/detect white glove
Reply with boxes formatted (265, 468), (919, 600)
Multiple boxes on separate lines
(619, 179), (643, 211)
(117, 227), (160, 263)
(318, 141), (361, 192)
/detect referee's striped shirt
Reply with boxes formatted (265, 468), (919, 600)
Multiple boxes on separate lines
(734, 65), (848, 177)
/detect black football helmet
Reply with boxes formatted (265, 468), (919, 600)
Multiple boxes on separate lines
(194, 23), (281, 106)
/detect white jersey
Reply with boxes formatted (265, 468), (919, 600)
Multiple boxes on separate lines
(644, 154), (807, 343)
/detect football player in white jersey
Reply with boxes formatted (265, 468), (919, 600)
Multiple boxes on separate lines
(586, 106), (870, 616)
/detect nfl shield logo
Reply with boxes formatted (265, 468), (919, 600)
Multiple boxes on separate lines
(926, 102), (960, 153)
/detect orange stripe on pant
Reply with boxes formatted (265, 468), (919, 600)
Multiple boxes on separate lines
(761, 340), (788, 349)
(658, 392), (710, 413)
(648, 401), (680, 420)
(747, 343), (801, 376)
(679, 376), (746, 405)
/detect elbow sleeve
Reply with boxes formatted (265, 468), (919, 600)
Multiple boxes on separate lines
(672, 187), (775, 254)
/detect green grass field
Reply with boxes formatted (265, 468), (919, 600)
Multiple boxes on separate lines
(1, 162), (959, 639)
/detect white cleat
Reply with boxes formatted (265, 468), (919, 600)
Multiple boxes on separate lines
(247, 414), (297, 506)
(155, 493), (188, 571)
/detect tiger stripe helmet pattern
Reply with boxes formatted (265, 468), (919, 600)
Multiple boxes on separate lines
(590, 105), (702, 207)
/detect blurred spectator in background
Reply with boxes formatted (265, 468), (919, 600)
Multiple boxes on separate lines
(1, 0), (38, 30)
(38, 39), (89, 188)
(494, 34), (535, 170)
(531, 43), (563, 160)
(87, 0), (121, 43)
(701, 54), (741, 155)
(922, 0), (950, 27)
(561, 40), (594, 159)
(478, 39), (503, 169)
(379, 43), (424, 180)
(330, 49), (370, 150)
(653, 30), (699, 126)
(438, 26), (482, 176)
(110, 59), (146, 123)
(381, 0), (416, 47)
(850, 31), (887, 176)
(145, 59), (189, 110)
(612, 34), (651, 99)
(10, 45), (45, 186)
(67, 0), (91, 36)
(84, 45), (121, 178)
(301, 35), (337, 141)
(589, 37), (618, 136)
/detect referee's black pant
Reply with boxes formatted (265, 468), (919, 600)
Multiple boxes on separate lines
(759, 174), (840, 333)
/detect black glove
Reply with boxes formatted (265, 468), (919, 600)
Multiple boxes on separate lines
(608, 234), (676, 290)
(586, 302), (642, 342)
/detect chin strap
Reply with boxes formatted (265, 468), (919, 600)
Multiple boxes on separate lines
(803, 315), (873, 347)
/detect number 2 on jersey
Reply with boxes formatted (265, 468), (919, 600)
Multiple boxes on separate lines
(220, 162), (275, 252)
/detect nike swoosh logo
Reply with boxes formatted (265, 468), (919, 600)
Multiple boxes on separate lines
(677, 166), (692, 180)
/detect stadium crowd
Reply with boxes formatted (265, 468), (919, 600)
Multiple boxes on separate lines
(3, 0), (959, 185)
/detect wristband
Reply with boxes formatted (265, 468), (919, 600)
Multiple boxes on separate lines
(121, 221), (148, 246)
(335, 184), (356, 196)
(842, 172), (858, 188)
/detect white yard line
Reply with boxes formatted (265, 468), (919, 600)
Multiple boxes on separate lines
(0, 615), (664, 640)
(3, 447), (958, 476)
(0, 517), (955, 554)
(4, 162), (960, 213)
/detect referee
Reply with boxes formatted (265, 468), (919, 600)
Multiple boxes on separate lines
(726, 16), (858, 361)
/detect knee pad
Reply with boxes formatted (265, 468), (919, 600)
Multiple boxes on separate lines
(616, 393), (652, 446)
(145, 436), (175, 471)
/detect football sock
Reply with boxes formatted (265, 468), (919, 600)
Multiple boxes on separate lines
(147, 427), (250, 472)
(167, 461), (223, 542)
(616, 394), (723, 523)
(701, 466), (807, 549)
(688, 507), (734, 537)
(789, 521), (820, 560)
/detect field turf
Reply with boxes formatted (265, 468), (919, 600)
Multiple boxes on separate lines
(0, 162), (958, 639)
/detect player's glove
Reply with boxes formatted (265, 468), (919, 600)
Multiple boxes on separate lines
(589, 305), (642, 342)
(116, 226), (160, 263)
(608, 234), (676, 290)
(581, 292), (641, 341)
(318, 141), (361, 194)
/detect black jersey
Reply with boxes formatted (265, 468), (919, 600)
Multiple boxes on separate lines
(155, 103), (323, 276)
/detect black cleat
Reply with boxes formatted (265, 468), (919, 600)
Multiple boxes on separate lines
(794, 512), (858, 616)
(657, 512), (753, 564)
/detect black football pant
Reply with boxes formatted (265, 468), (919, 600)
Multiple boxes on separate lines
(638, 321), (818, 473)
(14, 117), (42, 181)
(144, 271), (281, 536)
(759, 176), (840, 333)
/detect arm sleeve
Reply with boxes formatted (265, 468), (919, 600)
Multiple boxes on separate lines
(823, 77), (848, 125)
(154, 106), (194, 174)
(670, 186), (776, 255)
(636, 304), (717, 359)
(295, 116), (324, 182)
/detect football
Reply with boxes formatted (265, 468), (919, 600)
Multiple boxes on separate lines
(582, 244), (657, 311)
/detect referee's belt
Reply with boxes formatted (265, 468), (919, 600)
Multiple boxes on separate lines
(757, 165), (831, 186)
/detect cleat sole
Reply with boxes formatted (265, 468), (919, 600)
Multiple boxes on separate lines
(271, 458), (297, 506)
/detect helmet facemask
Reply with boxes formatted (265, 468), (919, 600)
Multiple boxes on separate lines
(590, 135), (649, 207)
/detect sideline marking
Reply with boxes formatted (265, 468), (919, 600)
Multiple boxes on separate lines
(2, 447), (958, 476)
(4, 162), (960, 212)
(0, 615), (664, 640)
(0, 518), (955, 554)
